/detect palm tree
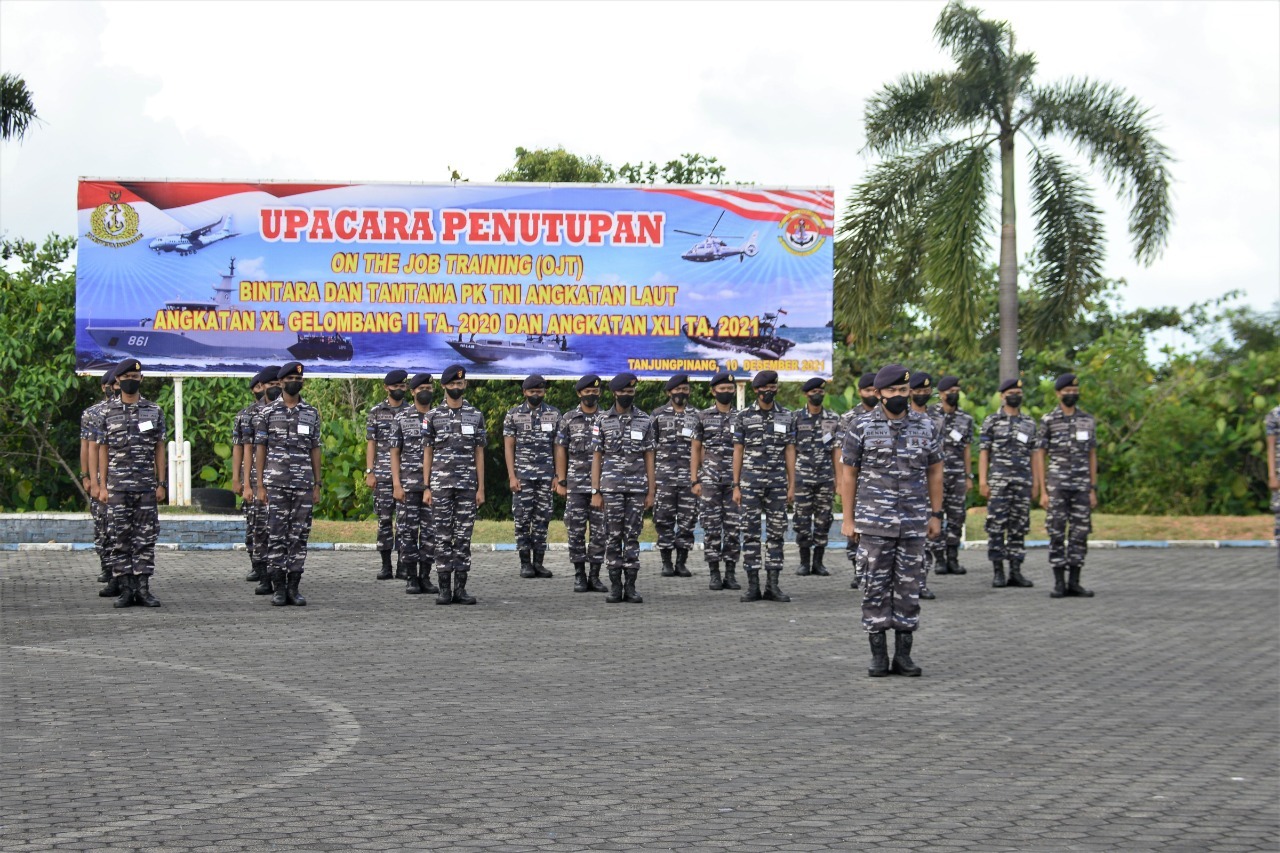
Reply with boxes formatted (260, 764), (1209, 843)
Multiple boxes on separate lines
(837, 1), (1172, 381)
(0, 72), (39, 143)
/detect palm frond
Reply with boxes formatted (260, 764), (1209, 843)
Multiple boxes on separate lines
(920, 144), (994, 350)
(1024, 149), (1105, 345)
(1025, 78), (1173, 263)
(865, 72), (982, 154)
(0, 72), (38, 143)
(934, 2), (1008, 77)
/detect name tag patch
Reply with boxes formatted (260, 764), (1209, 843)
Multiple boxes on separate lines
(630, 430), (645, 441)
(774, 422), (788, 434)
(1076, 430), (1089, 441)
(950, 429), (963, 442)
(461, 423), (476, 435)
(138, 420), (154, 432)
(681, 427), (694, 438)
(1016, 432), (1028, 443)
(297, 423), (310, 435)
(822, 432), (832, 444)
(540, 422), (554, 432)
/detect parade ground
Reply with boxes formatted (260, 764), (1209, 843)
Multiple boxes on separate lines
(2, 548), (1277, 852)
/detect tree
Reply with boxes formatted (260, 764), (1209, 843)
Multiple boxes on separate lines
(837, 1), (1173, 381)
(495, 147), (616, 183)
(0, 72), (39, 142)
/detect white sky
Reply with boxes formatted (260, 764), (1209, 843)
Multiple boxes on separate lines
(1, 0), (1277, 316)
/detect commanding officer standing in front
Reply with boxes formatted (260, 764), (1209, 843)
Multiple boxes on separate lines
(1036, 373), (1098, 598)
(840, 364), (943, 677)
(651, 373), (698, 578)
(392, 373), (439, 596)
(732, 370), (795, 603)
(504, 375), (560, 579)
(367, 369), (409, 580)
(928, 376), (974, 577)
(93, 359), (167, 608)
(423, 364), (486, 605)
(591, 373), (656, 604)
(979, 378), (1040, 589)
(554, 375), (608, 593)
(792, 377), (840, 578)
(255, 362), (322, 607)
(841, 371), (880, 589)
(232, 366), (276, 589)
(691, 371), (742, 591)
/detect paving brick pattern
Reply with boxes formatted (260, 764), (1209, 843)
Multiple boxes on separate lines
(2, 549), (1276, 851)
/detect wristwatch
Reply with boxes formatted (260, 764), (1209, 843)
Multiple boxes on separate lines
(590, 487), (600, 495)
(364, 468), (373, 474)
(558, 479), (567, 487)
(930, 510), (944, 519)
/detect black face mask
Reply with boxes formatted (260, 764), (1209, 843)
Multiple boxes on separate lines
(579, 394), (599, 409)
(670, 393), (689, 407)
(861, 395), (878, 409)
(525, 394), (544, 407)
(253, 390), (265, 401)
(1005, 393), (1022, 408)
(715, 390), (736, 406)
(1061, 393), (1079, 408)
(117, 378), (141, 395)
(944, 392), (960, 407)
(414, 390), (434, 406)
(757, 390), (776, 404)
(882, 395), (909, 415)
(445, 387), (465, 401)
(284, 381), (303, 397)
(808, 393), (825, 407)
(388, 389), (406, 402)
(911, 393), (931, 407)
(614, 393), (635, 409)
(265, 386), (283, 401)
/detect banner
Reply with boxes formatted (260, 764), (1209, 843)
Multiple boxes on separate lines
(75, 179), (834, 381)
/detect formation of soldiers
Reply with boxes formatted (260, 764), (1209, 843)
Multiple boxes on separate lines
(83, 361), (1280, 669)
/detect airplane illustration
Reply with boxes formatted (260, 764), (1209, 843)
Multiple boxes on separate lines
(675, 212), (759, 263)
(149, 215), (237, 256)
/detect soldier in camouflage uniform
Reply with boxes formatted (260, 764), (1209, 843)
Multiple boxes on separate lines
(908, 372), (940, 600)
(504, 375), (560, 579)
(1036, 373), (1098, 598)
(392, 373), (439, 596)
(928, 375), (974, 578)
(841, 372), (880, 589)
(367, 369), (409, 580)
(591, 373), (655, 603)
(423, 364), (486, 605)
(81, 368), (117, 592)
(691, 371), (742, 591)
(554, 375), (608, 593)
(840, 364), (943, 677)
(792, 378), (840, 578)
(979, 378), (1040, 589)
(651, 373), (698, 578)
(232, 366), (277, 589)
(733, 370), (795, 603)
(1267, 402), (1280, 568)
(93, 358), (167, 609)
(254, 362), (322, 607)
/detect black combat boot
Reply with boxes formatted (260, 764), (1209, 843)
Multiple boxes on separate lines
(254, 564), (274, 595)
(722, 560), (741, 590)
(98, 563), (111, 583)
(605, 568), (624, 603)
(660, 548), (675, 577)
(797, 545), (812, 576)
(452, 571), (477, 605)
(395, 555), (407, 580)
(763, 569), (790, 602)
(947, 545), (967, 575)
(377, 550), (393, 580)
(932, 548), (949, 575)
(708, 561), (723, 591)
(891, 631), (921, 676)
(99, 573), (121, 597)
(919, 566), (936, 600)
(532, 549), (553, 578)
(623, 568), (643, 603)
(245, 561), (262, 582)
(1050, 566), (1066, 598)
(812, 546), (829, 576)
(285, 572), (307, 606)
(573, 561), (589, 593)
(674, 548), (691, 577)
(134, 574), (161, 607)
(419, 559), (439, 594)
(991, 560), (1007, 588)
(867, 632), (890, 677)
(519, 549), (535, 578)
(740, 569), (763, 602)
(1007, 559), (1034, 588)
(435, 571), (453, 605)
(404, 561), (423, 594)
(1066, 566), (1094, 597)
(588, 563), (608, 592)
(271, 571), (289, 606)
(112, 574), (136, 608)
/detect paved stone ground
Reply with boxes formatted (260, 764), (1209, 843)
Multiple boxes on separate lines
(1, 547), (1276, 852)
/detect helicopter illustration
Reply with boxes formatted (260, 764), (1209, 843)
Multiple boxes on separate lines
(675, 211), (759, 263)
